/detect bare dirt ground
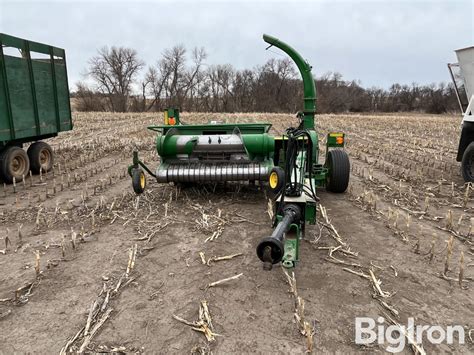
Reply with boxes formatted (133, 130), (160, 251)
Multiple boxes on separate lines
(0, 112), (473, 354)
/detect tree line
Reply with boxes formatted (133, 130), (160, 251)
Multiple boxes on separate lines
(73, 45), (460, 114)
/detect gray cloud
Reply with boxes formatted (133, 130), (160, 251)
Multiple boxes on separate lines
(1, 0), (473, 89)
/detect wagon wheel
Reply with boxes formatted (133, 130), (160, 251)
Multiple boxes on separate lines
(0, 146), (30, 183)
(28, 142), (54, 174)
(461, 142), (474, 182)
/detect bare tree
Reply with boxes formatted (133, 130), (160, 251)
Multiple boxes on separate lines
(74, 81), (105, 112)
(88, 46), (144, 112)
(160, 45), (187, 108)
(143, 45), (207, 111)
(76, 43), (458, 115)
(143, 63), (172, 111)
(182, 47), (207, 110)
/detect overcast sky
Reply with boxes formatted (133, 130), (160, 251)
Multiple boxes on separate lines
(1, 0), (473, 89)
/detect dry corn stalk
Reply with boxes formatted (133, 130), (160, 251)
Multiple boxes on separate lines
(173, 300), (219, 342)
(406, 214), (411, 233)
(456, 214), (464, 233)
(428, 235), (436, 263)
(445, 210), (453, 230)
(34, 250), (41, 278)
(282, 268), (315, 353)
(204, 226), (224, 242)
(199, 252), (207, 265)
(423, 196), (430, 212)
(463, 183), (472, 208)
(267, 199), (274, 220)
(4, 229), (10, 251)
(207, 273), (243, 288)
(126, 244), (138, 278)
(369, 269), (391, 298)
(78, 308), (113, 353)
(206, 253), (243, 266)
(459, 251), (465, 288)
(17, 224), (23, 244)
(384, 313), (426, 355)
(444, 236), (454, 275)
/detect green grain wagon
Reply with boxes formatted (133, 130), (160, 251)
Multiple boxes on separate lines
(0, 33), (72, 183)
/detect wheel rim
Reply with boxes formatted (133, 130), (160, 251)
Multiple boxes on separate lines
(140, 172), (145, 188)
(269, 171), (278, 189)
(39, 148), (52, 168)
(10, 154), (27, 176)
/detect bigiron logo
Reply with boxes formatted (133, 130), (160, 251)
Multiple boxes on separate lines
(355, 317), (465, 353)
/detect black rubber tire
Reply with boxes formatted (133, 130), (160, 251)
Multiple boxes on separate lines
(461, 141), (474, 182)
(267, 166), (285, 195)
(27, 141), (54, 174)
(132, 168), (146, 194)
(326, 149), (350, 193)
(0, 146), (30, 184)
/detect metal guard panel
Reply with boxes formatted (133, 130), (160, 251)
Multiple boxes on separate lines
(148, 123), (272, 134)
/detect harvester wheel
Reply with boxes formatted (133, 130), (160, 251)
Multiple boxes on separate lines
(461, 142), (474, 182)
(326, 149), (350, 193)
(267, 167), (285, 195)
(0, 146), (30, 184)
(28, 142), (53, 174)
(132, 168), (146, 194)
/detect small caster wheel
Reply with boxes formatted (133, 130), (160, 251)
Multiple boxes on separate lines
(132, 168), (146, 194)
(267, 166), (285, 195)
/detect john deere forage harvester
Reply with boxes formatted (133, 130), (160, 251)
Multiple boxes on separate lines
(129, 34), (350, 269)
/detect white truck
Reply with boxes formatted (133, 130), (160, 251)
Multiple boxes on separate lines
(448, 46), (474, 182)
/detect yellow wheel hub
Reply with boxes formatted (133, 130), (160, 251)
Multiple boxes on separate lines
(140, 172), (145, 188)
(269, 171), (278, 189)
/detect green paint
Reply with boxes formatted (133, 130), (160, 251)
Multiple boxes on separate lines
(0, 33), (72, 147)
(326, 132), (345, 148)
(282, 223), (301, 268)
(304, 201), (317, 224)
(263, 34), (316, 130)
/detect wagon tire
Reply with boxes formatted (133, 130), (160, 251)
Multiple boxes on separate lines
(461, 142), (474, 182)
(28, 142), (53, 174)
(0, 146), (30, 184)
(132, 168), (146, 194)
(326, 149), (350, 193)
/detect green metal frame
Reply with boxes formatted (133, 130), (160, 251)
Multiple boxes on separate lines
(0, 33), (72, 148)
(274, 212), (302, 268)
(148, 123), (272, 134)
(128, 151), (156, 178)
(283, 224), (300, 268)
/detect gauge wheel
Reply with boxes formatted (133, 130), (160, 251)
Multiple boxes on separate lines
(132, 168), (146, 194)
(267, 166), (285, 195)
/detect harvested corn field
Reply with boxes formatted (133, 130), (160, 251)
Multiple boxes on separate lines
(0, 112), (473, 353)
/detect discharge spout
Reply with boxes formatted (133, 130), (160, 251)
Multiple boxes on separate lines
(263, 34), (316, 129)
